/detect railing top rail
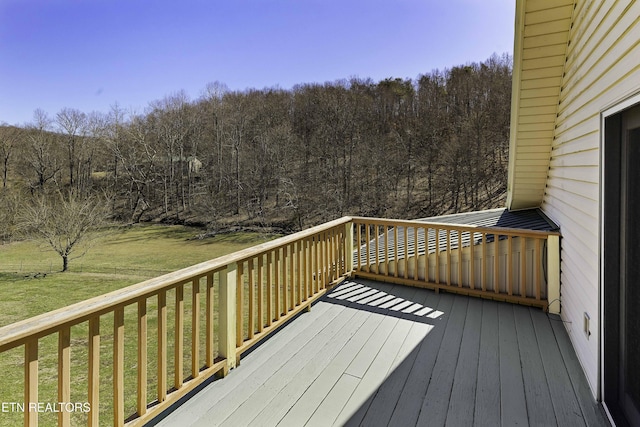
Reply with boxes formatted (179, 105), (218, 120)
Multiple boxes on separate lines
(0, 216), (353, 352)
(350, 216), (561, 238)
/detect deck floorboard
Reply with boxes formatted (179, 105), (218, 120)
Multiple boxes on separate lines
(154, 279), (609, 427)
(445, 296), (482, 427)
(473, 300), (501, 427)
(514, 304), (557, 427)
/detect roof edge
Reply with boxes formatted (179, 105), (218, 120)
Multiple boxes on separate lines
(506, 0), (525, 210)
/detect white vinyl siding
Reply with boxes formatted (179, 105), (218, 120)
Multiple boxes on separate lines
(541, 0), (640, 397)
(507, 0), (574, 209)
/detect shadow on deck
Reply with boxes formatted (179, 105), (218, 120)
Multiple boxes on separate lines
(153, 279), (609, 427)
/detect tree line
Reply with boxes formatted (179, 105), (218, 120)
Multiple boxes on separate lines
(0, 53), (512, 241)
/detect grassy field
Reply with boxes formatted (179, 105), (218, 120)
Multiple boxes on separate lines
(0, 224), (277, 426)
(0, 224), (275, 325)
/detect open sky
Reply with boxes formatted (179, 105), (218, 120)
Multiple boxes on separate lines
(0, 0), (515, 126)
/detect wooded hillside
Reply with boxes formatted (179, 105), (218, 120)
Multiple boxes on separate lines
(0, 54), (512, 237)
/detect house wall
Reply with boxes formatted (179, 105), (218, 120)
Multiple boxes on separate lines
(541, 0), (640, 397)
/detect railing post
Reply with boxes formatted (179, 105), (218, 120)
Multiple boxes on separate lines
(547, 235), (561, 314)
(219, 263), (238, 374)
(345, 221), (354, 274)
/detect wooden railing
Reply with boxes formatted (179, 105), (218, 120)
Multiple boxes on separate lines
(0, 217), (352, 427)
(0, 215), (560, 426)
(351, 217), (560, 312)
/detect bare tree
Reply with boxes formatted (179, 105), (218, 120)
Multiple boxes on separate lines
(111, 113), (157, 222)
(22, 109), (61, 191)
(0, 124), (19, 188)
(19, 191), (109, 272)
(0, 188), (21, 242)
(56, 107), (88, 191)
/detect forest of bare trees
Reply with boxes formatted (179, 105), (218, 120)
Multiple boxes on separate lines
(0, 54), (512, 239)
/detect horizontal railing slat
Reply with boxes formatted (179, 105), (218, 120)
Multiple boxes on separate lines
(350, 216), (560, 238)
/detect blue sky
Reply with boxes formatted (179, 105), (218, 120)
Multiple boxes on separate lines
(0, 0), (515, 126)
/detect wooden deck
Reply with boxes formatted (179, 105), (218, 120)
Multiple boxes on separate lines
(152, 279), (609, 427)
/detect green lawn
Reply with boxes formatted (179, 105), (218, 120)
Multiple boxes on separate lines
(0, 224), (275, 326)
(0, 224), (277, 427)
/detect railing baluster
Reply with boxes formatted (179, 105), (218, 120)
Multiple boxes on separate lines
(289, 243), (294, 310)
(393, 225), (398, 278)
(324, 231), (330, 285)
(297, 240), (303, 305)
(88, 317), (100, 427)
(357, 223), (362, 272)
(158, 290), (167, 403)
(325, 230), (330, 282)
(137, 299), (147, 417)
(309, 238), (315, 295)
(175, 285), (184, 388)
(338, 226), (343, 276)
(336, 227), (342, 277)
(257, 256), (264, 333)
(282, 246), (288, 310)
(336, 227), (340, 277)
(58, 326), (71, 426)
(435, 227), (440, 284)
(508, 236), (513, 295)
(24, 339), (38, 427)
(235, 264), (244, 347)
(192, 278), (200, 378)
(470, 233), (475, 290)
(520, 237), (527, 297)
(206, 273), (214, 367)
(316, 234), (321, 290)
(283, 247), (289, 313)
(329, 229), (333, 281)
(414, 226), (419, 281)
(535, 238), (542, 300)
(248, 259), (255, 340)
(446, 229), (451, 286)
(457, 230), (463, 287)
(403, 226), (408, 279)
(275, 249), (281, 320)
(494, 235), (500, 294)
(374, 226), (380, 275)
(332, 228), (337, 279)
(312, 236), (317, 295)
(317, 234), (322, 287)
(343, 224), (350, 276)
(114, 307), (125, 427)
(302, 239), (309, 301)
(331, 228), (336, 279)
(384, 225), (390, 276)
(365, 224), (371, 273)
(267, 252), (273, 326)
(481, 233), (487, 291)
(319, 233), (325, 287)
(309, 237), (314, 297)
